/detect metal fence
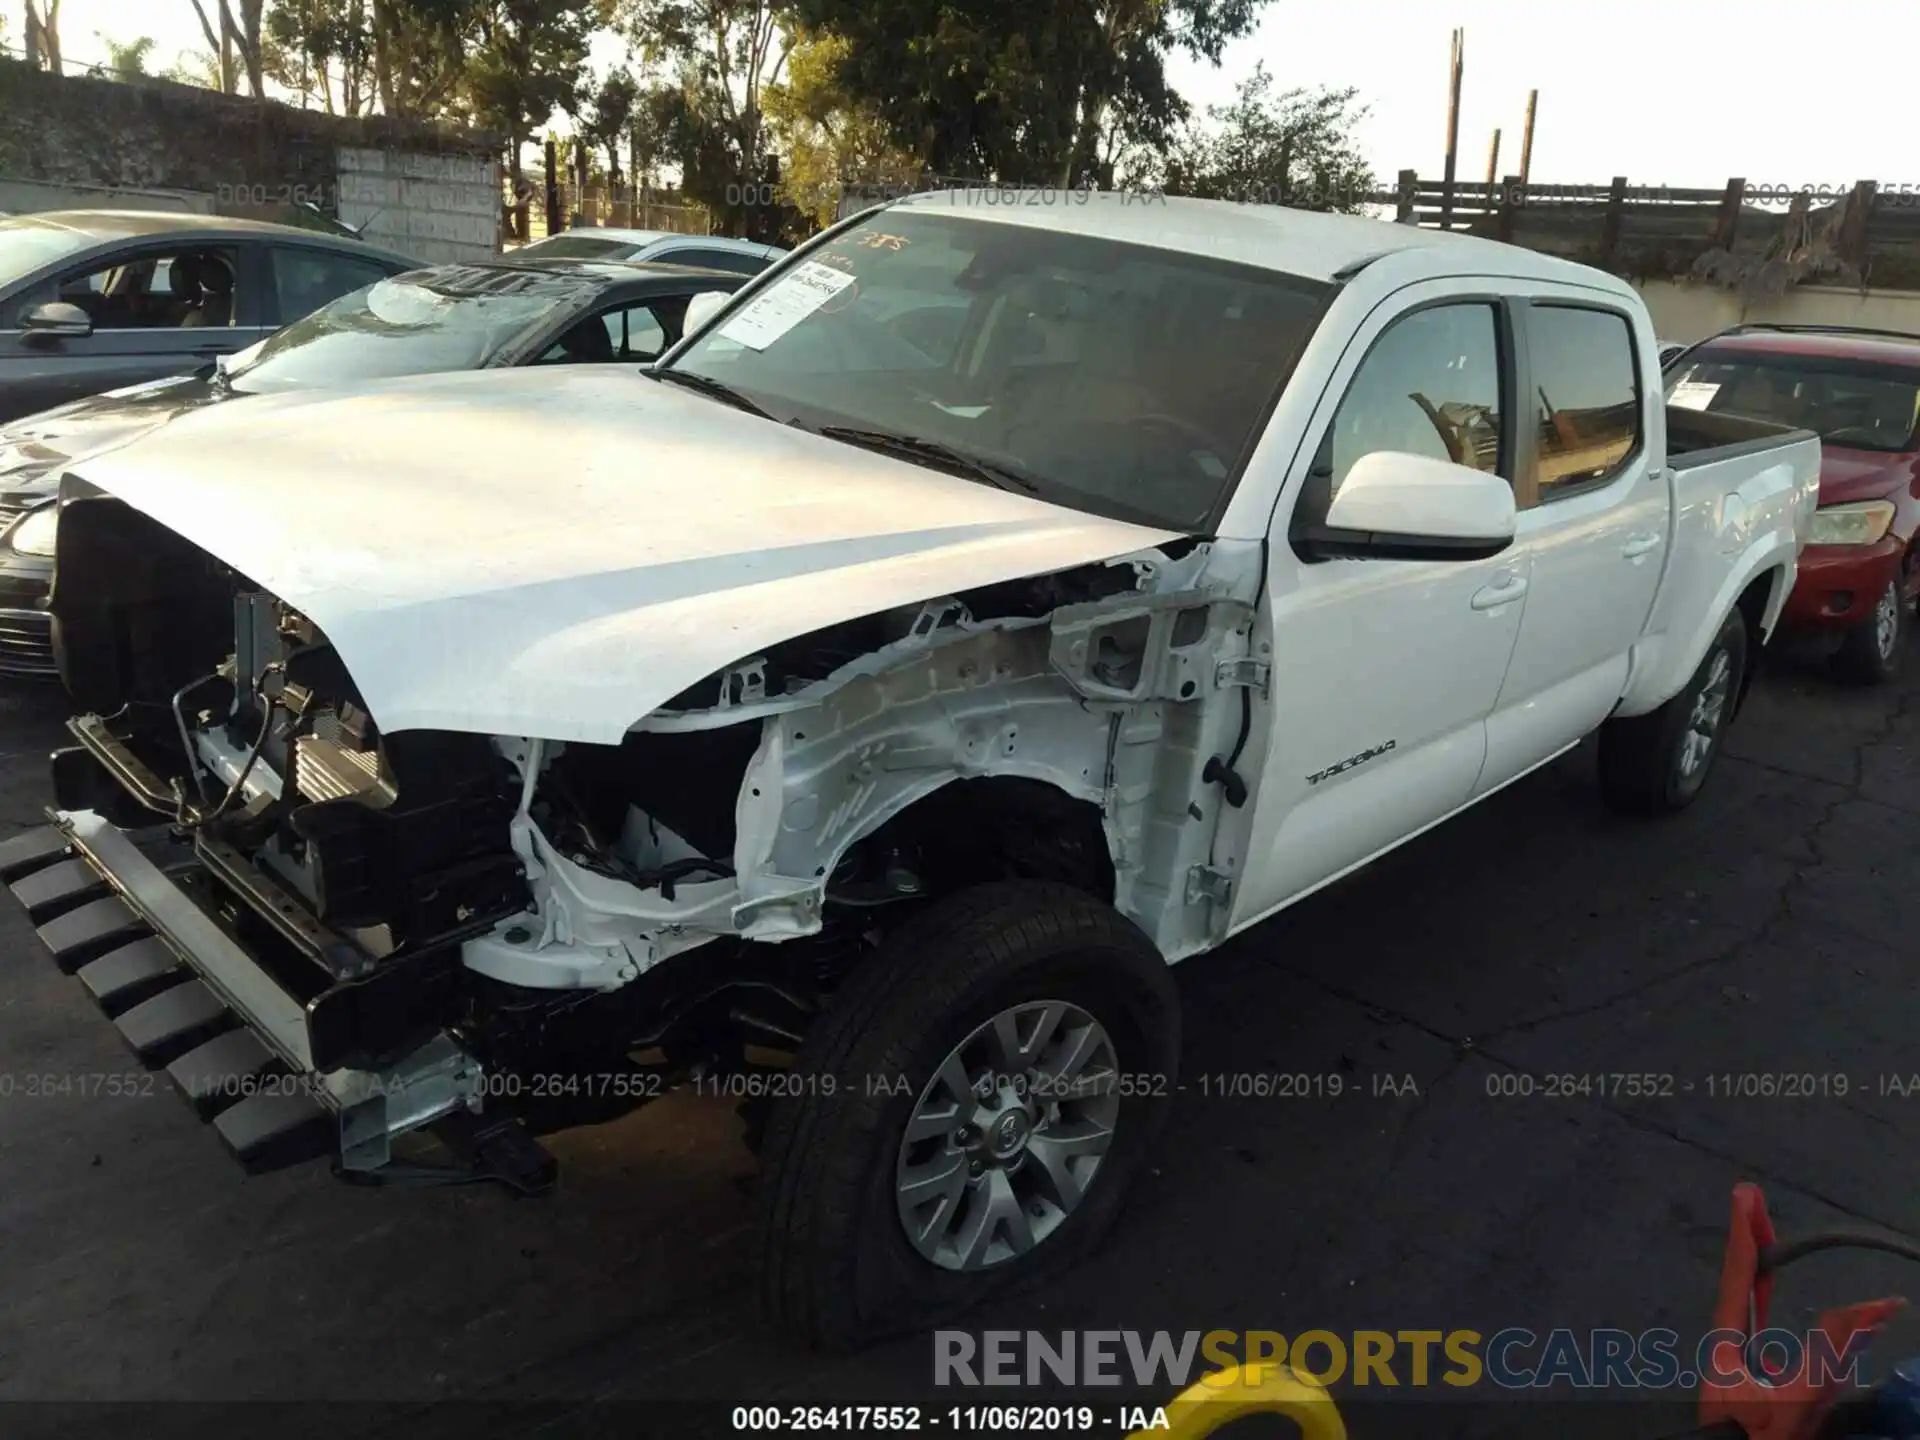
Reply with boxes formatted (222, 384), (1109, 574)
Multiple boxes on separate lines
(502, 178), (709, 243)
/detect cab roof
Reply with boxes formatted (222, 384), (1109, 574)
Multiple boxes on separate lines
(886, 189), (1630, 294)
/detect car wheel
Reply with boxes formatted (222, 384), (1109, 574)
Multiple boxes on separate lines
(1599, 608), (1748, 816)
(1831, 578), (1903, 685)
(757, 881), (1179, 1350)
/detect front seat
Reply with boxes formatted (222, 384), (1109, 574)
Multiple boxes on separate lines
(180, 256), (233, 328)
(553, 316), (615, 363)
(166, 254), (205, 325)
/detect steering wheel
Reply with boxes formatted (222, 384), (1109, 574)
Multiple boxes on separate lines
(1126, 412), (1223, 462)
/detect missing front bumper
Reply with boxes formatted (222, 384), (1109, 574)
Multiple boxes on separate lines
(0, 811), (504, 1179)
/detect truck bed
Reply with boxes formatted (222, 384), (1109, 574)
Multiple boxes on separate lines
(1666, 403), (1818, 470)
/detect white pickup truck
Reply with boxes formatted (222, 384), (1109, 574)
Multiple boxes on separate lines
(3, 192), (1818, 1348)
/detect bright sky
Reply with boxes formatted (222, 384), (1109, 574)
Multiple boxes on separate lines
(40, 0), (1914, 193)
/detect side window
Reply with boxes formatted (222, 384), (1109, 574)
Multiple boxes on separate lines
(536, 303), (669, 364)
(600, 303), (667, 358)
(1321, 303), (1504, 497)
(270, 248), (394, 325)
(54, 247), (240, 330)
(1527, 305), (1642, 499)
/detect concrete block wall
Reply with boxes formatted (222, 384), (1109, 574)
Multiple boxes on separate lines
(337, 147), (499, 265)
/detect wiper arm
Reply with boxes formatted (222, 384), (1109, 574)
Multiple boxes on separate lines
(813, 425), (1037, 494)
(650, 367), (772, 419)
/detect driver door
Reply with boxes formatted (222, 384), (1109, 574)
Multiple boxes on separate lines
(1232, 290), (1531, 927)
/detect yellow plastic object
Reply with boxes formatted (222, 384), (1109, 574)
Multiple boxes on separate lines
(1133, 1363), (1347, 1440)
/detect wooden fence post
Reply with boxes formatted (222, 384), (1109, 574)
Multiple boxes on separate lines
(1598, 175), (1628, 265)
(1396, 168), (1417, 224)
(1496, 174), (1522, 243)
(1712, 177), (1746, 250)
(544, 136), (560, 239)
(1839, 180), (1879, 271)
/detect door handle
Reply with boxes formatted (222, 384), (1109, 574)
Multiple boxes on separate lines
(1470, 573), (1528, 611)
(1621, 532), (1663, 559)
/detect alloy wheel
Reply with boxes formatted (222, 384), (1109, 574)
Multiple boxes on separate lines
(894, 999), (1120, 1272)
(1679, 646), (1733, 778)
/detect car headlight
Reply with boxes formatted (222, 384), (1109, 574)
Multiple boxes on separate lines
(9, 504), (58, 557)
(1808, 498), (1896, 547)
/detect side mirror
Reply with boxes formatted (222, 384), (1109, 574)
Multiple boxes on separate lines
(682, 289), (732, 336)
(20, 300), (92, 340)
(1304, 450), (1515, 562)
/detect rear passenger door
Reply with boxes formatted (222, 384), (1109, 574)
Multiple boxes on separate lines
(1477, 295), (1667, 793)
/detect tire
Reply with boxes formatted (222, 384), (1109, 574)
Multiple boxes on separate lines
(757, 881), (1179, 1350)
(1830, 577), (1903, 685)
(1598, 607), (1748, 816)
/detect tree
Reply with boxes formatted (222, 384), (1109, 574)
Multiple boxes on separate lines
(99, 32), (156, 79)
(264, 0), (376, 113)
(24, 0), (60, 70)
(581, 66), (640, 185)
(792, 0), (1269, 186)
(619, 0), (790, 234)
(164, 46), (224, 86)
(464, 0), (595, 196)
(761, 28), (917, 228)
(1153, 66), (1372, 212)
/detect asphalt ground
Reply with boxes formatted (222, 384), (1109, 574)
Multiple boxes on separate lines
(4, 635), (1920, 1440)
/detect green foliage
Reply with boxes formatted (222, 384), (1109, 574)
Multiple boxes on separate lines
(580, 66), (640, 178)
(791, 0), (1268, 186)
(463, 0), (596, 161)
(1149, 65), (1372, 212)
(264, 0), (375, 113)
(617, 0), (789, 235)
(761, 28), (919, 227)
(98, 32), (156, 79)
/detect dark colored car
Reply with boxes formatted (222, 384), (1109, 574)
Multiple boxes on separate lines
(1665, 323), (1920, 682)
(0, 210), (421, 423)
(0, 255), (746, 676)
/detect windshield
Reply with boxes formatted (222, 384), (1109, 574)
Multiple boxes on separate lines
(227, 275), (570, 393)
(0, 215), (99, 288)
(1667, 348), (1920, 453)
(665, 210), (1333, 530)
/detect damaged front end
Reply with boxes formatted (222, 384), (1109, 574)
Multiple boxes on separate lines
(13, 481), (1267, 1185)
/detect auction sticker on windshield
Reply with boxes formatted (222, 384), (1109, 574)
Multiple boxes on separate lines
(719, 261), (857, 350)
(1669, 380), (1720, 411)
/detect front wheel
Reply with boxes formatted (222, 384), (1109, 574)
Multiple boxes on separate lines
(756, 881), (1180, 1349)
(1598, 608), (1748, 816)
(1830, 577), (1903, 685)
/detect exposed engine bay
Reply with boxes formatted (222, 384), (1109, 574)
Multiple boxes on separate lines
(47, 488), (1269, 1153)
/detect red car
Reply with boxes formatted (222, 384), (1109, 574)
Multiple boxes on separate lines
(1666, 324), (1920, 682)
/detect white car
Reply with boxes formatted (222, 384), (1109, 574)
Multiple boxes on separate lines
(511, 227), (784, 275)
(5, 192), (1819, 1349)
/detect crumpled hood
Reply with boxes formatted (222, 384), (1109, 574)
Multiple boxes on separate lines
(73, 365), (1180, 743)
(1817, 446), (1919, 506)
(0, 373), (223, 499)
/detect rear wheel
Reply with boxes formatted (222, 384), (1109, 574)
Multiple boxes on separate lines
(1831, 577), (1903, 685)
(757, 881), (1179, 1349)
(1599, 608), (1747, 816)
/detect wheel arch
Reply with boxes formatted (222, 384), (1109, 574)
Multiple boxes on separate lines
(1731, 565), (1785, 717)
